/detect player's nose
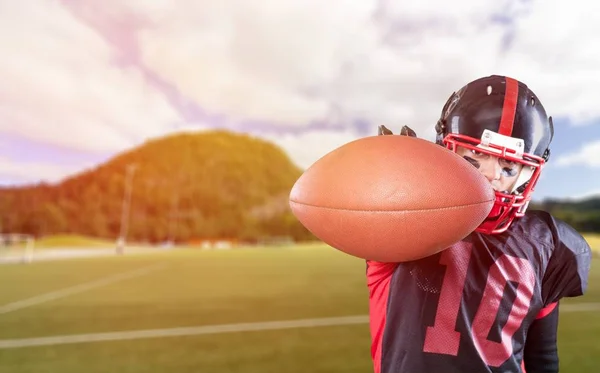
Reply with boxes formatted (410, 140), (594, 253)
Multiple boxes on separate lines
(479, 159), (502, 183)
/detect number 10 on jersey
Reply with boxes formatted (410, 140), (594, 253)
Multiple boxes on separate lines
(423, 242), (536, 367)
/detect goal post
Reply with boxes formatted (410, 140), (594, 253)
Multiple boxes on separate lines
(0, 233), (35, 263)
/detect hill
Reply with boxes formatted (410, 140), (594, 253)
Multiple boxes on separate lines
(0, 130), (315, 244)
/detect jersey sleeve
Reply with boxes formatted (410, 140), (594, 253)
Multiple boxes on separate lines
(365, 260), (398, 373)
(541, 217), (592, 306)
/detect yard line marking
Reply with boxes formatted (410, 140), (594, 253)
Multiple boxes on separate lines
(0, 263), (167, 315)
(0, 303), (598, 349)
(0, 316), (369, 349)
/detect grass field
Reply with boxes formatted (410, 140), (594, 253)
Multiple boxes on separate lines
(0, 241), (598, 373)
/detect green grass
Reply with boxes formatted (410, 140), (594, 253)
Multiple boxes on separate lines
(584, 233), (600, 252)
(0, 244), (597, 373)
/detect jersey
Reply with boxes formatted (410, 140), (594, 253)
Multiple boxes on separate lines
(366, 210), (592, 373)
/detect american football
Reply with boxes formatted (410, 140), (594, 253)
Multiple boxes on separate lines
(289, 134), (495, 262)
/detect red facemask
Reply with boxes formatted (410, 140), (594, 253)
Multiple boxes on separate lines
(442, 132), (547, 235)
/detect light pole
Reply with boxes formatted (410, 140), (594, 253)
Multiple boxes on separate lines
(117, 163), (137, 255)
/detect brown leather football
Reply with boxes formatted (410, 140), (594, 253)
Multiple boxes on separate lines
(289, 135), (495, 262)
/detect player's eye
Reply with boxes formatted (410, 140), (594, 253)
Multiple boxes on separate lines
(501, 165), (519, 177)
(500, 159), (520, 177)
(502, 168), (517, 177)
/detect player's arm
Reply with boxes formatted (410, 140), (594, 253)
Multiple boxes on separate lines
(523, 302), (560, 373)
(367, 124), (415, 367)
(365, 260), (398, 367)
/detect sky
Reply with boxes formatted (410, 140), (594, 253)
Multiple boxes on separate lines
(0, 0), (599, 201)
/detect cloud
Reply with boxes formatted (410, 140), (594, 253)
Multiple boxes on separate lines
(134, 0), (507, 139)
(261, 128), (363, 169)
(3, 0), (600, 186)
(135, 0), (379, 128)
(496, 1), (600, 125)
(132, 0), (600, 142)
(0, 156), (94, 185)
(0, 2), (181, 155)
(555, 140), (600, 168)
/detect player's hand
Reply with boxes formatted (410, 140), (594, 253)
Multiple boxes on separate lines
(377, 125), (417, 137)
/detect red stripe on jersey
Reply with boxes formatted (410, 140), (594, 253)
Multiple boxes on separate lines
(535, 302), (558, 319)
(366, 260), (398, 373)
(498, 77), (519, 136)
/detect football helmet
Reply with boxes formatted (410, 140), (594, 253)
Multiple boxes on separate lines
(435, 75), (554, 234)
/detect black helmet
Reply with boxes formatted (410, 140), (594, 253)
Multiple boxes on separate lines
(435, 75), (554, 234)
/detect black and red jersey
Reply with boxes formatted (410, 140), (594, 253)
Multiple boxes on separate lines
(366, 210), (592, 373)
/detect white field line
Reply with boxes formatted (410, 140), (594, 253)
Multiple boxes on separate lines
(0, 315), (368, 349)
(0, 264), (167, 315)
(0, 302), (598, 349)
(0, 247), (167, 265)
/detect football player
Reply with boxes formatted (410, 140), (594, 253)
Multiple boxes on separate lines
(368, 75), (592, 373)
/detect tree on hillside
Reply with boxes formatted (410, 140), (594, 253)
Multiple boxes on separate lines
(0, 130), (316, 243)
